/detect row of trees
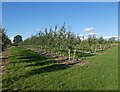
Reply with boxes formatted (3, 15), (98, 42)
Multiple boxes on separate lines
(79, 35), (116, 53)
(0, 26), (23, 51)
(0, 28), (11, 51)
(19, 24), (117, 61)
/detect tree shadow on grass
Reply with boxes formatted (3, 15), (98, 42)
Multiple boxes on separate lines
(26, 63), (69, 76)
(2, 63), (69, 91)
(16, 50), (58, 66)
(17, 51), (48, 60)
(8, 48), (49, 64)
(25, 59), (56, 67)
(3, 48), (70, 91)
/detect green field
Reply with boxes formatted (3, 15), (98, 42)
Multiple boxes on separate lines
(2, 45), (118, 90)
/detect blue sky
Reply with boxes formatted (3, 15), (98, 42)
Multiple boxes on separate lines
(2, 2), (118, 41)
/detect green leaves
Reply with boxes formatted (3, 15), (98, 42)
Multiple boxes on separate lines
(0, 28), (11, 51)
(13, 35), (22, 44)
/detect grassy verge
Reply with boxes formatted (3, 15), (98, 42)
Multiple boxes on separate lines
(2, 46), (118, 90)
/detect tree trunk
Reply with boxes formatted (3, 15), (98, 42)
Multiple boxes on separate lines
(103, 45), (106, 50)
(73, 49), (76, 62)
(68, 49), (71, 61)
(100, 44), (102, 50)
(94, 46), (96, 53)
(90, 45), (92, 53)
(111, 44), (112, 47)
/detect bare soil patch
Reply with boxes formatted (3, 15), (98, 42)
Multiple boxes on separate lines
(0, 51), (8, 75)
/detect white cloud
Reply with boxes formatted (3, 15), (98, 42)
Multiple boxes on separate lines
(9, 37), (14, 43)
(83, 36), (88, 40)
(79, 34), (83, 37)
(103, 35), (118, 40)
(103, 36), (110, 39)
(84, 27), (95, 32)
(88, 32), (97, 35)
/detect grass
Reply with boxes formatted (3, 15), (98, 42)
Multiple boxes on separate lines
(2, 45), (118, 90)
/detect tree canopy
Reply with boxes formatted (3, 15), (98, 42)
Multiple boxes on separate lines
(13, 35), (23, 44)
(19, 24), (118, 61)
(0, 28), (11, 51)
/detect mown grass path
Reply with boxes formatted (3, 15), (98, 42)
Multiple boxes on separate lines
(2, 46), (118, 90)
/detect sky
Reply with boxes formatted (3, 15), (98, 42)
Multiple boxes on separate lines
(2, 2), (118, 41)
(2, 0), (120, 2)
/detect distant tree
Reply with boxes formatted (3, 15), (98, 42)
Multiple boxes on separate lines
(13, 35), (22, 44)
(109, 37), (116, 41)
(108, 37), (116, 47)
